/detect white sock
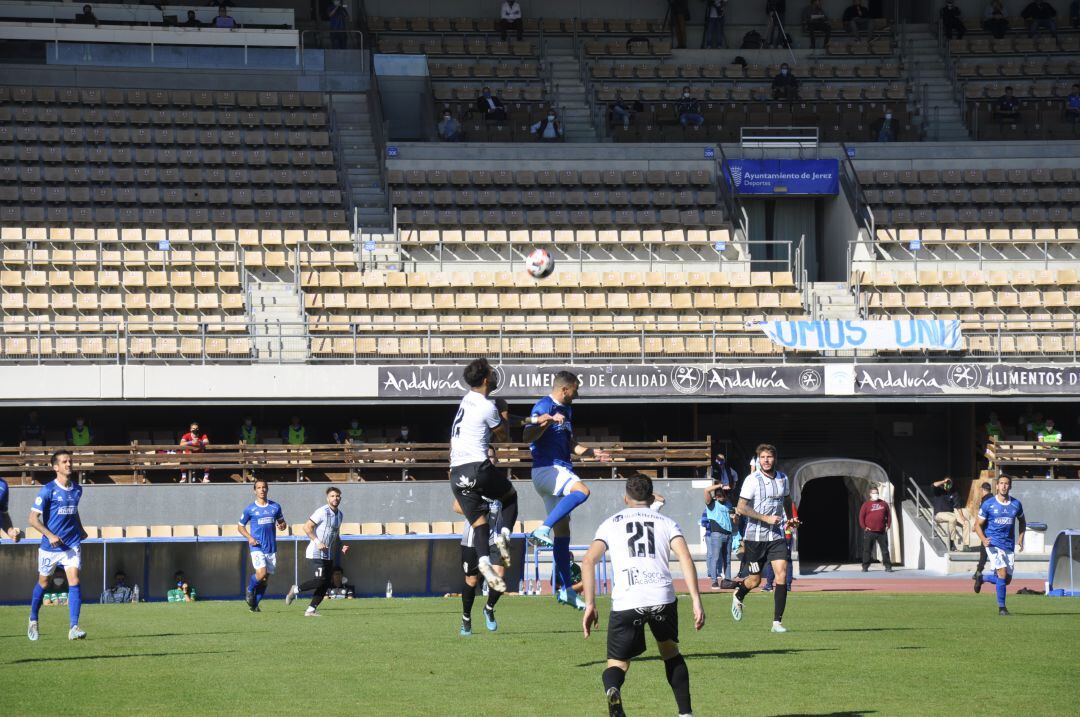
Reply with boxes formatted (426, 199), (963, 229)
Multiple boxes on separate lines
(305, 606), (315, 613)
(478, 556), (492, 568)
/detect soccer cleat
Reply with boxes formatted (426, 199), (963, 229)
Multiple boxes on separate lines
(484, 605), (498, 632)
(556, 587), (586, 611)
(477, 559), (506, 593)
(998, 607), (1010, 617)
(528, 524), (554, 548)
(68, 625), (87, 640)
(605, 686), (626, 717)
(285, 585), (298, 606)
(771, 621), (787, 633)
(762, 584), (773, 592)
(493, 531), (513, 569)
(28, 620), (39, 642)
(710, 580), (720, 590)
(731, 594), (743, 621)
(253, 605), (261, 613)
(245, 590), (256, 610)
(460, 617), (472, 636)
(973, 572), (984, 594)
(304, 608), (321, 617)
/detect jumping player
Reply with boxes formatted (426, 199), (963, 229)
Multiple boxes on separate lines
(285, 487), (349, 617)
(459, 500), (505, 636)
(582, 474), (704, 717)
(238, 479), (287, 612)
(732, 443), (799, 633)
(449, 358), (520, 593)
(523, 371), (611, 609)
(974, 475), (1026, 616)
(28, 450), (88, 641)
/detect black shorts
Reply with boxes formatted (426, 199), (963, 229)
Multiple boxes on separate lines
(310, 558), (333, 580)
(607, 602), (679, 661)
(460, 544), (503, 577)
(450, 460), (512, 523)
(742, 539), (789, 574)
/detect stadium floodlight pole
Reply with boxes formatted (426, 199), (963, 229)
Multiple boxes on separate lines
(772, 11), (798, 67)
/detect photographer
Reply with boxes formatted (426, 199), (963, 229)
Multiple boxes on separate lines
(669, 0), (690, 49)
(702, 0), (727, 48)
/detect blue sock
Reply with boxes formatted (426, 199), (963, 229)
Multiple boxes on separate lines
(254, 579), (267, 606)
(553, 536), (574, 592)
(69, 585), (82, 628)
(247, 574), (259, 593)
(982, 573), (999, 585)
(544, 491), (588, 529)
(996, 580), (1007, 608)
(30, 583), (45, 622)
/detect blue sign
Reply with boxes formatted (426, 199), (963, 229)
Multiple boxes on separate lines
(846, 147), (857, 158)
(714, 241), (727, 252)
(759, 320), (962, 351)
(364, 240), (377, 252)
(157, 239), (171, 251)
(704, 147), (716, 159)
(386, 146), (399, 158)
(723, 159), (840, 196)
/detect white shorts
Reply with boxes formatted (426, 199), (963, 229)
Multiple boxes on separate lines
(532, 464), (583, 515)
(986, 546), (1014, 574)
(38, 546), (81, 576)
(250, 550), (277, 574)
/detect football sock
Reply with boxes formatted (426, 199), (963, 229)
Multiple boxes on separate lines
(996, 580), (1007, 608)
(68, 584), (82, 628)
(664, 654), (692, 715)
(773, 585), (788, 623)
(734, 584), (750, 602)
(498, 491), (519, 536)
(486, 588), (502, 608)
(30, 583), (45, 622)
(247, 574), (259, 593)
(254, 578), (268, 606)
(472, 523), (491, 561)
(602, 666), (626, 693)
(544, 490), (587, 529)
(553, 536), (574, 592)
(982, 573), (999, 585)
(462, 581), (476, 619)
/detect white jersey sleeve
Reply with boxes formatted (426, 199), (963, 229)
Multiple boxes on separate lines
(739, 475), (759, 502)
(596, 507), (682, 612)
(450, 391), (503, 467)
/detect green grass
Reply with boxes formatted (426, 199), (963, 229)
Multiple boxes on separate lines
(1, 591), (1078, 716)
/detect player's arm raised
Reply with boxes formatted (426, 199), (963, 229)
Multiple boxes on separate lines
(736, 496), (780, 525)
(671, 535), (705, 630)
(581, 538), (607, 638)
(571, 435), (612, 463)
(521, 411), (563, 443)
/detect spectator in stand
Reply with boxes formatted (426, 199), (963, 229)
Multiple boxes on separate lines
(994, 86), (1021, 122)
(1023, 410), (1046, 440)
(1067, 84), (1080, 124)
(333, 418), (363, 444)
(499, 0), (523, 42)
(765, 0), (786, 49)
(772, 63), (799, 101)
(702, 480), (735, 589)
(1022, 0), (1058, 37)
(940, 0), (966, 39)
(438, 110), (463, 141)
(103, 570), (132, 603)
(68, 417), (93, 448)
(843, 0), (872, 40)
(475, 87), (507, 122)
(931, 477), (966, 551)
(802, 0), (831, 48)
(20, 410), (45, 444)
(670, 0), (690, 48)
(530, 110), (564, 141)
(972, 481), (994, 581)
(871, 108), (900, 141)
(609, 91), (642, 129)
(327, 0), (349, 49)
(239, 416), (258, 445)
(180, 421), (210, 483)
(982, 0), (1010, 39)
(1037, 418), (1061, 444)
(326, 567), (355, 599)
(859, 486), (892, 572)
(393, 426), (412, 444)
(676, 87), (704, 127)
(285, 416), (307, 446)
(984, 412), (1004, 441)
(702, 0), (727, 49)
(213, 6), (237, 28)
(183, 10), (203, 27)
(77, 5), (99, 25)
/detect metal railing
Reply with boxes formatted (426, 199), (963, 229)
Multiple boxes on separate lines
(847, 237), (1080, 269)
(904, 475), (951, 553)
(839, 142), (874, 242)
(298, 29), (365, 72)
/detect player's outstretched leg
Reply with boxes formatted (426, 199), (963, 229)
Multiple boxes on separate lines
(602, 666), (627, 717)
(493, 489), (519, 569)
(531, 482), (589, 548)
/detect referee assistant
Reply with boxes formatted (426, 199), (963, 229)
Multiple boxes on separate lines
(285, 487), (349, 617)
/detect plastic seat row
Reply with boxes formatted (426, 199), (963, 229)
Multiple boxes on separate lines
(428, 61), (540, 80)
(0, 106), (327, 129)
(1, 87), (325, 110)
(0, 126), (331, 148)
(369, 16), (665, 35)
(0, 227), (353, 246)
(393, 207), (725, 228)
(0, 147), (336, 168)
(1, 336), (253, 358)
(377, 38), (535, 56)
(595, 83), (908, 103)
(948, 35), (1080, 55)
(590, 62), (901, 81)
(297, 269), (795, 289)
(387, 168), (711, 187)
(0, 206), (349, 227)
(871, 205), (1080, 226)
(309, 334), (786, 356)
(858, 167), (1080, 186)
(874, 226), (1080, 243)
(390, 188), (717, 208)
(1, 315), (250, 333)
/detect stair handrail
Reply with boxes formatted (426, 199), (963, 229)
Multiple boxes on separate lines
(365, 75), (391, 220)
(714, 143), (749, 244)
(326, 95), (355, 221)
(904, 474), (951, 552)
(839, 141), (874, 243)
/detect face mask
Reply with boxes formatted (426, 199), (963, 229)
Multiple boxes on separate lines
(53, 577), (64, 587)
(781, 69), (788, 75)
(76, 420), (84, 427)
(547, 114), (555, 121)
(870, 493), (879, 501)
(350, 421), (359, 428)
(683, 92), (690, 98)
(885, 113), (892, 119)
(401, 429), (409, 437)
(245, 420), (252, 426)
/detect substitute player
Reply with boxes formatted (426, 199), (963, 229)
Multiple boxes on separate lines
(974, 475), (1026, 616)
(0, 475), (22, 542)
(523, 371), (611, 609)
(238, 479), (287, 612)
(449, 358), (520, 593)
(732, 444), (799, 633)
(27, 450), (87, 641)
(459, 500), (505, 636)
(582, 474), (703, 717)
(285, 487), (349, 617)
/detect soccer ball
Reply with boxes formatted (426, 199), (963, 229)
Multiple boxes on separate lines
(525, 248), (554, 279)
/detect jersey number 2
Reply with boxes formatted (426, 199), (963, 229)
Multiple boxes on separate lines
(626, 521), (656, 558)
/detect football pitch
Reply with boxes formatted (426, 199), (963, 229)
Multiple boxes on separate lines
(1, 591), (1077, 717)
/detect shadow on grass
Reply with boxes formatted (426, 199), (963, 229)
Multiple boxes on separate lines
(9, 649), (236, 665)
(770, 712), (877, 716)
(807, 627), (916, 633)
(94, 630), (266, 640)
(576, 647), (837, 668)
(895, 646), (924, 650)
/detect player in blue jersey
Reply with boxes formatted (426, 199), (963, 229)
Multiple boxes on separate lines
(238, 479), (287, 612)
(973, 475), (1026, 616)
(27, 450), (88, 641)
(523, 371), (612, 610)
(0, 476), (22, 542)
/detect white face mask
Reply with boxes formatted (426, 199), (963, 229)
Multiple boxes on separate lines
(401, 429), (409, 437)
(870, 492), (879, 501)
(683, 92), (690, 98)
(781, 69), (788, 75)
(885, 113), (892, 120)
(547, 114), (555, 121)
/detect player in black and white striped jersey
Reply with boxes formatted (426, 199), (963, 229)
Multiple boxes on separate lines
(284, 487), (349, 617)
(458, 500), (505, 636)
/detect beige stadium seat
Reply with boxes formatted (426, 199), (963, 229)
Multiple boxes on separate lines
(81, 526), (100, 539)
(25, 527), (45, 540)
(340, 522), (362, 536)
(196, 524), (221, 537)
(99, 526), (125, 539)
(407, 521), (431, 534)
(361, 522), (384, 535)
(430, 521), (455, 534)
(220, 524), (242, 537)
(384, 522), (408, 535)
(149, 525), (172, 538)
(125, 526), (149, 538)
(173, 525), (196, 538)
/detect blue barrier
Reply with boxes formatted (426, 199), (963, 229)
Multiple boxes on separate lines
(528, 544), (609, 596)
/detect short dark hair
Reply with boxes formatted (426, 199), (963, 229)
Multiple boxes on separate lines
(326, 487), (341, 496)
(998, 474), (1012, 483)
(553, 371), (579, 389)
(254, 478), (269, 489)
(981, 482), (992, 492)
(755, 443), (777, 458)
(626, 473), (654, 503)
(463, 358), (493, 388)
(51, 449), (72, 466)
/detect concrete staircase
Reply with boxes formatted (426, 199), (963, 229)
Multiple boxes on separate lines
(808, 281), (860, 319)
(330, 93), (392, 233)
(545, 47), (599, 142)
(248, 279), (306, 362)
(902, 24), (971, 142)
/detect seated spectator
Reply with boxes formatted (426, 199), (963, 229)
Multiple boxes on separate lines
(871, 108), (899, 141)
(1038, 418), (1062, 444)
(842, 0), (872, 40)
(183, 10), (203, 27)
(44, 567), (69, 605)
(702, 0), (727, 49)
(1067, 84), (1080, 124)
(609, 91), (642, 129)
(326, 568), (355, 599)
(984, 412), (1004, 440)
(676, 87), (704, 127)
(1022, 0), (1057, 37)
(285, 416), (307, 445)
(213, 6), (237, 28)
(393, 426), (412, 444)
(801, 0), (831, 48)
(76, 4), (99, 25)
(994, 86), (1020, 121)
(333, 418), (363, 444)
(931, 477), (966, 551)
(772, 63), (799, 101)
(239, 416), (258, 444)
(475, 87), (507, 121)
(940, 0), (966, 39)
(437, 110), (463, 141)
(180, 421), (210, 483)
(68, 417), (93, 447)
(20, 410), (45, 444)
(102, 570), (133, 603)
(982, 0), (1009, 38)
(530, 110), (564, 141)
(328, 0), (349, 48)
(168, 570), (196, 602)
(499, 0), (523, 42)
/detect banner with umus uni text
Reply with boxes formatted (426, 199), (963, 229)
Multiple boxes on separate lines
(723, 159), (839, 195)
(759, 319), (963, 352)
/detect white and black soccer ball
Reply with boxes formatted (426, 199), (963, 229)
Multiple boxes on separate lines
(524, 248), (554, 279)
